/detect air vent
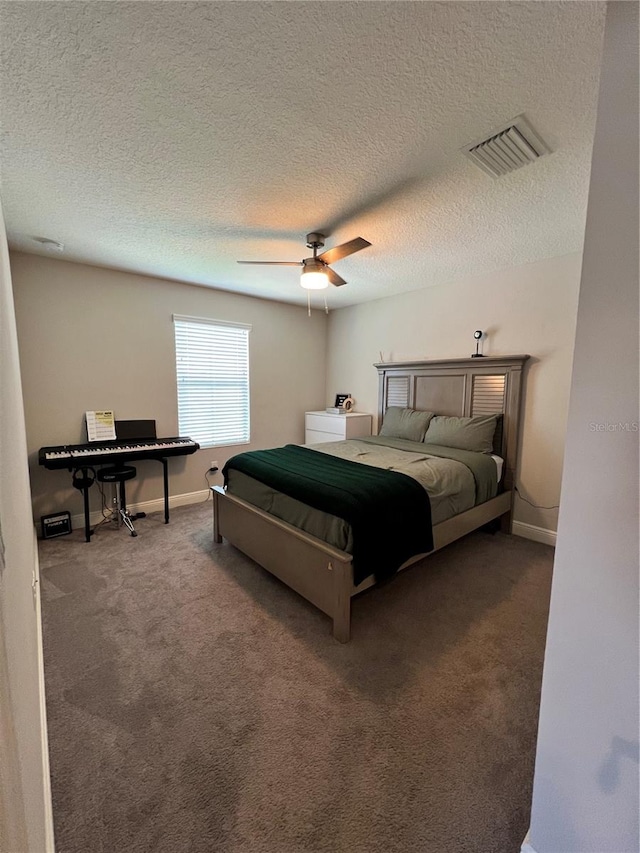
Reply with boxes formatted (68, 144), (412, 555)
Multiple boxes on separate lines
(463, 115), (550, 178)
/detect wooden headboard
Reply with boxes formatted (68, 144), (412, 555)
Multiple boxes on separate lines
(375, 355), (529, 490)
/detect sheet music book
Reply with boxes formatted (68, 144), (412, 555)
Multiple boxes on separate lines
(85, 410), (116, 443)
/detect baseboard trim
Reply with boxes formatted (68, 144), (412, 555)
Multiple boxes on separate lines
(512, 520), (557, 547)
(38, 489), (556, 548)
(37, 489), (210, 537)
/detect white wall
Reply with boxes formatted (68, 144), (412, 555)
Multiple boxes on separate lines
(327, 252), (582, 533)
(528, 3), (639, 851)
(10, 252), (327, 521)
(0, 208), (53, 849)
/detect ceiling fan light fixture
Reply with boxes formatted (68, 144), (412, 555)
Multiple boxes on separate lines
(300, 259), (329, 290)
(238, 232), (369, 290)
(300, 271), (329, 290)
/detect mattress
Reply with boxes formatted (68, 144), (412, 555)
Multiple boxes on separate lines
(224, 436), (500, 554)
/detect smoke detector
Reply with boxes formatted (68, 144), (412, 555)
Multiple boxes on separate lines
(462, 114), (550, 178)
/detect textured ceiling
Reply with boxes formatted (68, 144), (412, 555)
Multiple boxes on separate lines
(0, 1), (606, 308)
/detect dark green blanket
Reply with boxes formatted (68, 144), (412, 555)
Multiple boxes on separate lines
(223, 445), (433, 584)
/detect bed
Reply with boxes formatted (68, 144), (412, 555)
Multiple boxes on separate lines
(212, 355), (529, 642)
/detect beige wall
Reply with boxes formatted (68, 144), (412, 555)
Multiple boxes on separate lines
(11, 252), (327, 521)
(326, 252), (583, 532)
(529, 3), (639, 850)
(0, 211), (53, 849)
(12, 249), (581, 535)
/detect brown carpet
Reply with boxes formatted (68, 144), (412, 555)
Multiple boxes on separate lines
(40, 501), (553, 853)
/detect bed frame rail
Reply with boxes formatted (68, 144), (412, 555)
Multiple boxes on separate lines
(214, 486), (512, 642)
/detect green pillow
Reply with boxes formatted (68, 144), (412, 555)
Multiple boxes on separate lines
(380, 407), (434, 442)
(423, 414), (498, 454)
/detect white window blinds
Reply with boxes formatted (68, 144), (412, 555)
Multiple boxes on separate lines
(173, 315), (251, 448)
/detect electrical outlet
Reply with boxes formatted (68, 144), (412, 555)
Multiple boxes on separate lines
(210, 460), (218, 471)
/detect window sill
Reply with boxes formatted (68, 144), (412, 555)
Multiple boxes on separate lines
(198, 439), (251, 449)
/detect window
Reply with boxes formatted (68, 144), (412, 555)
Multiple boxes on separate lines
(173, 315), (250, 448)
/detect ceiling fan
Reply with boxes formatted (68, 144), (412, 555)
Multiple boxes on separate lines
(237, 232), (371, 289)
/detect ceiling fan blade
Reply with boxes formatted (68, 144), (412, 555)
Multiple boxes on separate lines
(237, 261), (302, 266)
(325, 266), (347, 287)
(317, 237), (371, 265)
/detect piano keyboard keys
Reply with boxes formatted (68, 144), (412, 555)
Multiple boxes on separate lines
(39, 437), (199, 469)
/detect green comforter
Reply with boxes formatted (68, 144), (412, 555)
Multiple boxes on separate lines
(223, 444), (433, 584)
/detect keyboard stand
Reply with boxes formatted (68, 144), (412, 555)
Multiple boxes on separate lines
(82, 479), (93, 542)
(162, 458), (170, 524)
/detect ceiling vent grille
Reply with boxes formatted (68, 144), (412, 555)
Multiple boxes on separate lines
(463, 115), (550, 178)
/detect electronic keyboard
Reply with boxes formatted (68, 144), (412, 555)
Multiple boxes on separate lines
(38, 436), (201, 541)
(38, 437), (199, 469)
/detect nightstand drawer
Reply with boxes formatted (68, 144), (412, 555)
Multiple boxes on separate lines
(305, 413), (347, 436)
(305, 428), (343, 444)
(304, 411), (372, 445)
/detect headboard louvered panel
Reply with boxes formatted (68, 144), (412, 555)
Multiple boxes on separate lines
(471, 374), (506, 415)
(376, 356), (529, 491)
(472, 374), (507, 455)
(386, 375), (410, 408)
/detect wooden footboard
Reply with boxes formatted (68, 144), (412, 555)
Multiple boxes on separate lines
(213, 486), (354, 641)
(212, 486), (512, 642)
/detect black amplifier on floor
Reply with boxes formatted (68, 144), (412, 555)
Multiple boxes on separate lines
(41, 511), (72, 539)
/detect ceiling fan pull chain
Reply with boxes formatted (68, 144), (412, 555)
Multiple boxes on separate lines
(324, 293), (328, 314)
(307, 290), (311, 317)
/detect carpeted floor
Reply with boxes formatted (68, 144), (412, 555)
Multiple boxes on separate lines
(40, 501), (553, 853)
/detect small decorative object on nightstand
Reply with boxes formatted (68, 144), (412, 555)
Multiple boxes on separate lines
(305, 410), (372, 444)
(326, 394), (355, 414)
(472, 329), (485, 357)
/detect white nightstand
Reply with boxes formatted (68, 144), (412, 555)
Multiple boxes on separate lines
(305, 411), (372, 444)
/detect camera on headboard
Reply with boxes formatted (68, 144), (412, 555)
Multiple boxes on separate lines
(472, 330), (485, 358)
